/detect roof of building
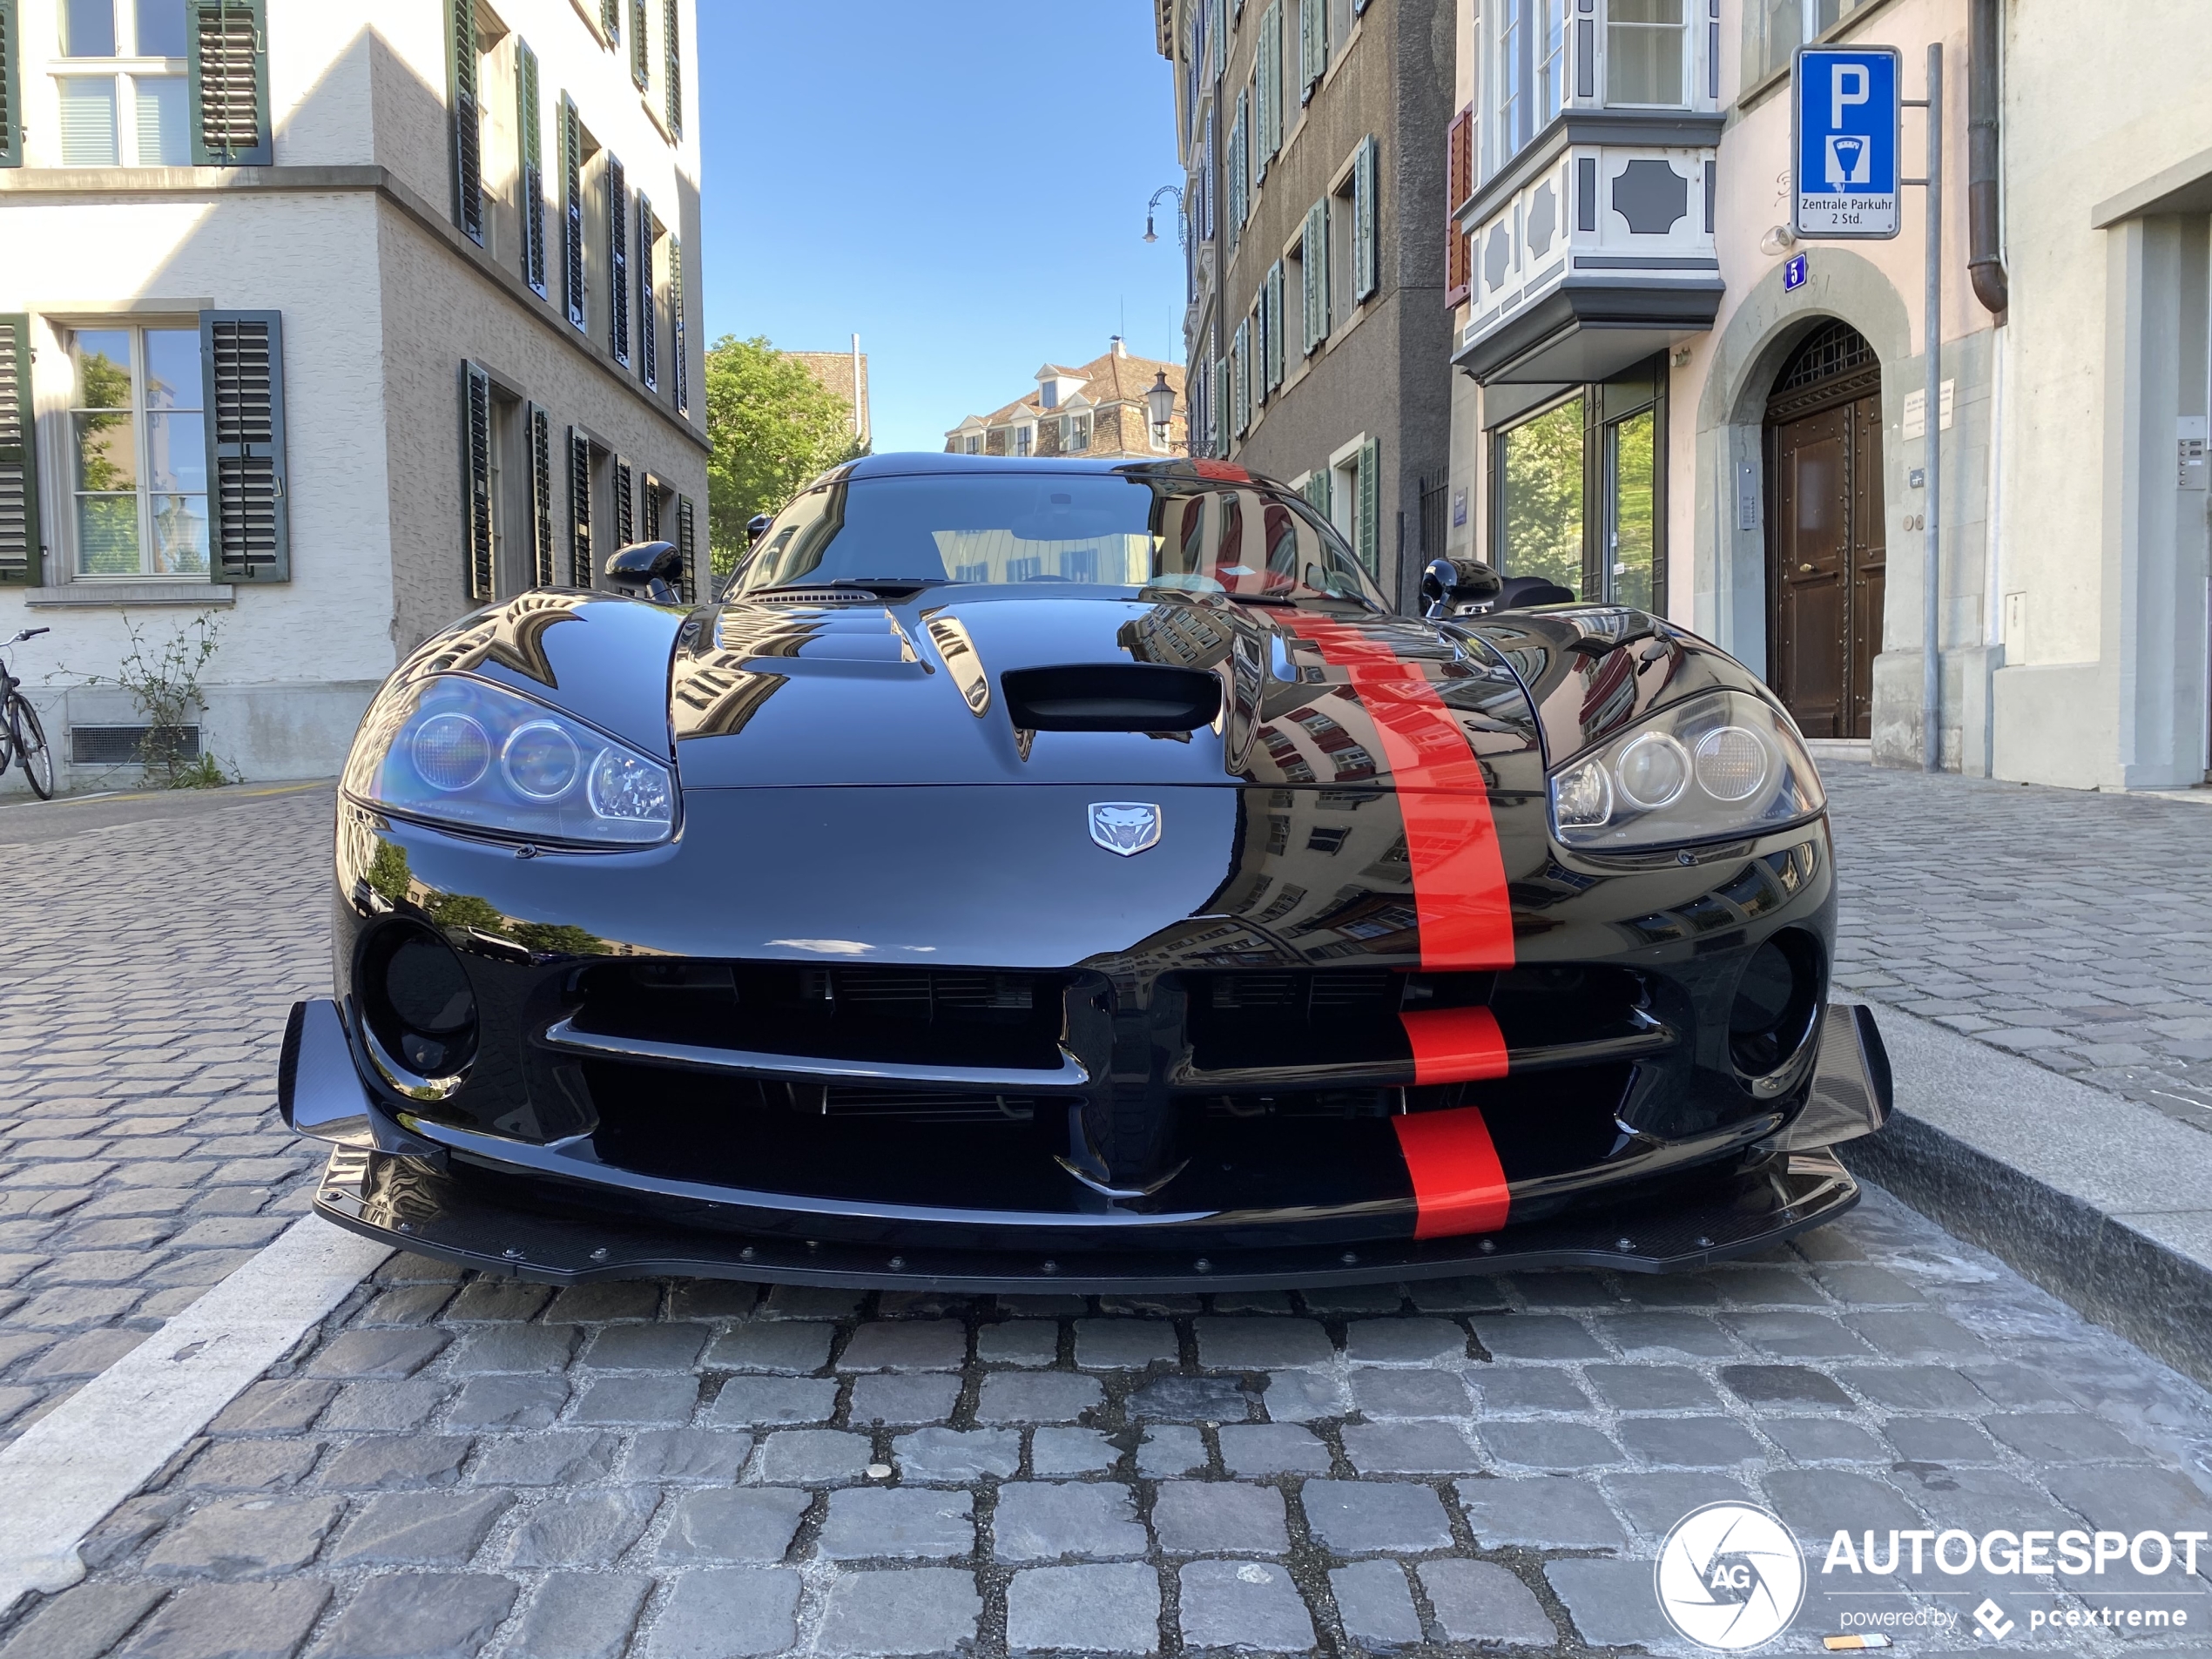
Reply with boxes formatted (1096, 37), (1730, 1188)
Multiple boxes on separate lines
(947, 346), (1185, 437)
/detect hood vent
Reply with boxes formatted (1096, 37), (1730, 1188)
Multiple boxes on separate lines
(1001, 664), (1221, 732)
(752, 588), (880, 605)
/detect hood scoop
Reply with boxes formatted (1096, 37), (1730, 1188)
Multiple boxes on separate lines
(1001, 664), (1221, 733)
(752, 588), (881, 605)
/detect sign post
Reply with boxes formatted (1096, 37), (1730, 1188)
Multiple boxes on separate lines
(1793, 44), (1943, 772)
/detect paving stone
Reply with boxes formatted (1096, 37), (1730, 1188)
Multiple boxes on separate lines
(2043, 1463), (2212, 1533)
(647, 1568), (802, 1659)
(21, 1329), (145, 1379)
(1616, 1417), (1765, 1467)
(1543, 1557), (1660, 1648)
(172, 1439), (320, 1493)
(446, 1324), (579, 1373)
(1341, 1420), (1483, 1475)
(206, 1380), (334, 1437)
(755, 1427), (873, 1485)
(1418, 1559), (1555, 1647)
(624, 1427), (755, 1484)
(1217, 1424), (1332, 1476)
(1581, 1365), (1721, 1413)
(1883, 1415), (2000, 1463)
(1126, 1374), (1258, 1422)
(994, 1481), (1148, 1561)
(325, 1490), (514, 1567)
(757, 1285), (863, 1320)
(1763, 1418), (1890, 1461)
(1404, 1278), (1510, 1314)
(1467, 1368), (1592, 1414)
(1328, 1560), (1422, 1652)
(1985, 1411), (2149, 1461)
(978, 1320), (1061, 1367)
(657, 1487), (813, 1562)
(707, 1376), (840, 1426)
(1192, 1318), (1334, 1371)
(1298, 1480), (1453, 1554)
(1136, 1426), (1208, 1478)
(818, 1487), (976, 1561)
(110, 1581), (330, 1659)
(444, 1375), (568, 1430)
(1712, 1266), (1831, 1307)
(467, 1431), (617, 1487)
(894, 1428), (1023, 1484)
(1596, 1312), (1739, 1358)
(1723, 1312), (1871, 1359)
(546, 1281), (662, 1322)
(320, 1379), (449, 1433)
(1846, 1310), (1992, 1359)
(1956, 1361), (2077, 1407)
(311, 1573), (518, 1659)
(1347, 1369), (1471, 1420)
(1467, 1315), (1604, 1360)
(706, 1321), (835, 1373)
(141, 1495), (344, 1579)
(1717, 1363), (1854, 1410)
(509, 1573), (652, 1659)
(667, 1279), (762, 1320)
(815, 1568), (981, 1658)
(1006, 1562), (1161, 1656)
(0, 1582), (164, 1659)
(1075, 1318), (1180, 1370)
(1175, 1561), (1315, 1653)
(502, 1488), (658, 1567)
(1477, 1420), (1622, 1471)
(840, 1319), (967, 1372)
(296, 1331), (446, 1388)
(1602, 1472), (1755, 1538)
(1836, 1365), (1992, 1411)
(582, 1321), (710, 1370)
(1032, 1426), (1120, 1475)
(1342, 1318), (1464, 1366)
(316, 1435), (470, 1490)
(445, 1280), (553, 1322)
(1815, 1264), (1925, 1305)
(849, 1372), (961, 1426)
(1453, 1476), (1629, 1550)
(568, 1372), (700, 1426)
(1761, 1469), (1927, 1541)
(974, 1372), (1103, 1424)
(1151, 1481), (1289, 1556)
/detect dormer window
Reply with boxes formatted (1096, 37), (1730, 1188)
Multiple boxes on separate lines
(1040, 383), (1058, 410)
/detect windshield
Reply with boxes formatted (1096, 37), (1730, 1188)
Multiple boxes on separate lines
(730, 470), (1386, 610)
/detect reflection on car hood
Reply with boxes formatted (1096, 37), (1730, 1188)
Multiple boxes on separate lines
(671, 590), (1545, 792)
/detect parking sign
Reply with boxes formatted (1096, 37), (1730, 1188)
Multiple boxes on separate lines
(1793, 46), (1900, 239)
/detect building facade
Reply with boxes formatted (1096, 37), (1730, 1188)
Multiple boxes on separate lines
(788, 341), (871, 451)
(1447, 0), (2212, 791)
(0, 0), (706, 792)
(1158, 0), (1456, 609)
(943, 341), (1187, 459)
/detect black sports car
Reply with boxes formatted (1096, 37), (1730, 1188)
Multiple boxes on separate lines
(281, 453), (1891, 1291)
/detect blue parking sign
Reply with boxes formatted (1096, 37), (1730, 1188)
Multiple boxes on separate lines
(1793, 46), (1900, 239)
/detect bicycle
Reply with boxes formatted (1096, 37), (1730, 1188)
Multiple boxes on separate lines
(0, 628), (54, 800)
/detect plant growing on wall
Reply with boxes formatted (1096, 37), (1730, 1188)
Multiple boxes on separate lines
(66, 612), (238, 788)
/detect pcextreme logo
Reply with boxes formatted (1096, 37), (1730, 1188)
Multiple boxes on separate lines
(1656, 1502), (1807, 1650)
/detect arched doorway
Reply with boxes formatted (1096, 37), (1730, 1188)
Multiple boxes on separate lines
(1764, 320), (1885, 738)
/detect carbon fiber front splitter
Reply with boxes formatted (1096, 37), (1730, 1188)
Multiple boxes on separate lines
(309, 1144), (1860, 1292)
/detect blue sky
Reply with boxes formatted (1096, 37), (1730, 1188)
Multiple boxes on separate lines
(696, 3), (1184, 456)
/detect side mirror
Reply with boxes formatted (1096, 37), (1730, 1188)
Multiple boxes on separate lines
(1420, 556), (1504, 619)
(604, 540), (685, 604)
(746, 514), (774, 548)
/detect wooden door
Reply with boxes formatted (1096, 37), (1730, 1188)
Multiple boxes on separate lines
(1766, 390), (1883, 739)
(1848, 395), (1886, 736)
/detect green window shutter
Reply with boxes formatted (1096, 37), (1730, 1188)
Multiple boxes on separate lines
(1302, 199), (1326, 353)
(676, 494), (696, 603)
(445, 0), (483, 243)
(0, 0), (23, 169)
(1353, 134), (1378, 303)
(527, 403), (553, 587)
(186, 0), (271, 166)
(668, 233), (687, 415)
(516, 43), (546, 298)
(1356, 436), (1379, 574)
(601, 0), (619, 43)
(0, 314), (38, 586)
(612, 456), (634, 545)
(1232, 320), (1250, 438)
(1208, 0), (1224, 83)
(567, 427), (592, 585)
(629, 0), (649, 91)
(1225, 101), (1244, 256)
(1265, 260), (1285, 391)
(462, 362), (493, 600)
(606, 154), (631, 366)
(637, 192), (658, 390)
(1253, 2), (1272, 176)
(1305, 468), (1331, 519)
(200, 310), (290, 583)
(662, 0), (683, 138)
(560, 96), (585, 329)
(1299, 0), (1322, 95)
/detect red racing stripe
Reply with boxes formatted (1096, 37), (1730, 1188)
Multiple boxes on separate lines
(1399, 1004), (1509, 1084)
(1278, 616), (1514, 970)
(1392, 1105), (1511, 1238)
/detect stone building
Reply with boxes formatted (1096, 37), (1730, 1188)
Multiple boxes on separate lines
(943, 340), (1187, 459)
(0, 0), (706, 789)
(1157, 0), (1457, 609)
(786, 341), (871, 450)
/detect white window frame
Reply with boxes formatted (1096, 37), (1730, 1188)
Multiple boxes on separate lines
(1604, 0), (1691, 109)
(1013, 423), (1035, 457)
(47, 0), (192, 167)
(50, 315), (213, 583)
(1327, 433), (1366, 543)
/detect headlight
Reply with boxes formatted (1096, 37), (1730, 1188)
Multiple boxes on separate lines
(1548, 690), (1823, 851)
(343, 673), (676, 846)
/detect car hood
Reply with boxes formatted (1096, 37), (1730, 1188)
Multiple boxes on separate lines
(671, 590), (1545, 792)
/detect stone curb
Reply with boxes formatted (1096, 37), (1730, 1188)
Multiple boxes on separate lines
(1838, 1000), (2212, 1388)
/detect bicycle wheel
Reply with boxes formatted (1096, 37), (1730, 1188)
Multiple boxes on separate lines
(9, 694), (53, 799)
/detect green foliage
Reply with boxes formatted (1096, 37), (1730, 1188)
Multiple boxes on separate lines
(705, 335), (867, 581)
(1499, 399), (1586, 597)
(368, 841), (414, 907)
(64, 611), (241, 788)
(423, 889), (504, 935)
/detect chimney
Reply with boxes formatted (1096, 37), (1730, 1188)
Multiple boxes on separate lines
(1110, 335), (1127, 358)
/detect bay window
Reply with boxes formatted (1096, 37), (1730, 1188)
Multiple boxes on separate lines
(1608, 0), (1686, 106)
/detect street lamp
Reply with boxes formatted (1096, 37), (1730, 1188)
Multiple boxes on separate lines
(1143, 185), (1185, 248)
(1145, 372), (1177, 448)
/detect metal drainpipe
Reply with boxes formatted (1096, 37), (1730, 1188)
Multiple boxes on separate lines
(1968, 0), (2010, 317)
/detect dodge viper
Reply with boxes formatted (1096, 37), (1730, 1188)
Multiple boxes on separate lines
(280, 452), (1892, 1290)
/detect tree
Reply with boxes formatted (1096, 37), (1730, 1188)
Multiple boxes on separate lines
(705, 335), (866, 578)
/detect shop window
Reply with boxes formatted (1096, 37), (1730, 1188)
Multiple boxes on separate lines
(1496, 398), (1585, 595)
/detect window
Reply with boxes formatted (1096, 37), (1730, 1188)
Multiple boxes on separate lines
(1488, 359), (1666, 607)
(1013, 424), (1033, 457)
(1064, 414), (1091, 454)
(54, 0), (189, 164)
(68, 326), (206, 577)
(1745, 0), (1877, 86)
(605, 152), (630, 366)
(1486, 0), (1567, 171)
(1299, 198), (1329, 353)
(1608, 0), (1685, 105)
(1536, 0), (1568, 126)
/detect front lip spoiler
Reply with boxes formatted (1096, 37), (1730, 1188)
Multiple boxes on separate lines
(307, 1144), (1860, 1292)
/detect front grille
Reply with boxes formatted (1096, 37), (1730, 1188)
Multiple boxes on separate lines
(1184, 968), (1488, 1073)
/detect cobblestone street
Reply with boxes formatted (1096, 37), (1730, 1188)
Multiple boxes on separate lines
(0, 779), (2209, 1657)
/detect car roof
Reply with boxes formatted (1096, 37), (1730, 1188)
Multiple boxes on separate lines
(828, 451), (1283, 489)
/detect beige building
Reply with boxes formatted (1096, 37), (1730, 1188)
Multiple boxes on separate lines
(1447, 0), (2212, 790)
(0, 0), (706, 790)
(944, 341), (1187, 460)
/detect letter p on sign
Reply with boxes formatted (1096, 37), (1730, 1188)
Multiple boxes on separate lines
(1831, 64), (1870, 126)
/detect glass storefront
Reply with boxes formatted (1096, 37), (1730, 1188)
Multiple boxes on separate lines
(1489, 357), (1667, 610)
